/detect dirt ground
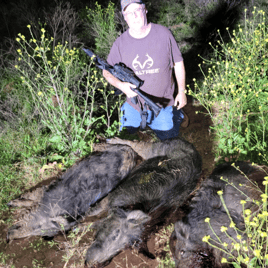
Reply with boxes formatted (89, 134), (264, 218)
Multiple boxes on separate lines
(0, 99), (216, 268)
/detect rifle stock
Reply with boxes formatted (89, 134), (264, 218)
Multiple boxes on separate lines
(133, 89), (161, 117)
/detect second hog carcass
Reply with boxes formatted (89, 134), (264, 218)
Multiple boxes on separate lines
(171, 161), (265, 268)
(7, 144), (139, 241)
(85, 137), (202, 267)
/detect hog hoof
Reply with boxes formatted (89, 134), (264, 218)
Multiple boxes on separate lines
(7, 224), (21, 242)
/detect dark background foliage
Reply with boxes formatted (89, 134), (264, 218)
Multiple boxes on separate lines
(0, 0), (257, 86)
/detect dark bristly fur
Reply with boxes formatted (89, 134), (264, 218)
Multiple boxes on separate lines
(85, 137), (202, 267)
(7, 137), (202, 268)
(7, 144), (139, 240)
(171, 161), (264, 268)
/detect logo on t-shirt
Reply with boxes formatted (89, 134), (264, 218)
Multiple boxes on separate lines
(132, 54), (153, 70)
(132, 54), (160, 76)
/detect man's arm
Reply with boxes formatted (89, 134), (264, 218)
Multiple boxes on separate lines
(102, 69), (138, 98)
(174, 61), (187, 110)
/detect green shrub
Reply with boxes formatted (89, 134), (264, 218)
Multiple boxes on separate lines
(0, 164), (23, 210)
(14, 25), (123, 166)
(156, 1), (185, 28)
(0, 121), (52, 209)
(0, 73), (36, 129)
(188, 8), (268, 162)
(0, 123), (48, 165)
(84, 2), (120, 58)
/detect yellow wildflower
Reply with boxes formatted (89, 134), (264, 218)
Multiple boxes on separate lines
(243, 246), (248, 251)
(234, 243), (240, 251)
(244, 256), (249, 264)
(221, 258), (227, 263)
(229, 221), (236, 228)
(261, 232), (267, 238)
(202, 235), (210, 243)
(245, 209), (251, 215)
(253, 249), (261, 258)
(261, 193), (267, 199)
(204, 218), (210, 223)
(221, 226), (228, 232)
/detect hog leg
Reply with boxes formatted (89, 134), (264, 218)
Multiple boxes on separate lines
(7, 187), (46, 208)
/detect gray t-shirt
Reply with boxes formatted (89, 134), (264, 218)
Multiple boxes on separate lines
(107, 23), (183, 109)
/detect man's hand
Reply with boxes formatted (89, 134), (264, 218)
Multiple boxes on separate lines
(121, 82), (138, 98)
(174, 90), (187, 110)
(103, 69), (138, 98)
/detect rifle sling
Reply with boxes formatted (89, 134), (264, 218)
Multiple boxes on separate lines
(140, 103), (149, 130)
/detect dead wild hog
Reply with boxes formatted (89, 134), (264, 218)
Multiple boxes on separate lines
(171, 161), (264, 268)
(86, 208), (151, 266)
(85, 137), (202, 267)
(7, 144), (139, 240)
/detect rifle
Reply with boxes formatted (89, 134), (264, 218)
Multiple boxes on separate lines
(82, 48), (161, 120)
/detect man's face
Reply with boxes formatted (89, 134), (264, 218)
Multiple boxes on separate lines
(123, 3), (147, 31)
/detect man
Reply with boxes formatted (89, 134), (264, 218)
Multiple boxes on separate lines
(103, 0), (187, 140)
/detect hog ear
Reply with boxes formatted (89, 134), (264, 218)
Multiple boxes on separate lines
(112, 208), (127, 218)
(174, 221), (190, 240)
(127, 210), (151, 225)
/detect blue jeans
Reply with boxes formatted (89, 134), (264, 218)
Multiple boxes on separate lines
(120, 102), (184, 141)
